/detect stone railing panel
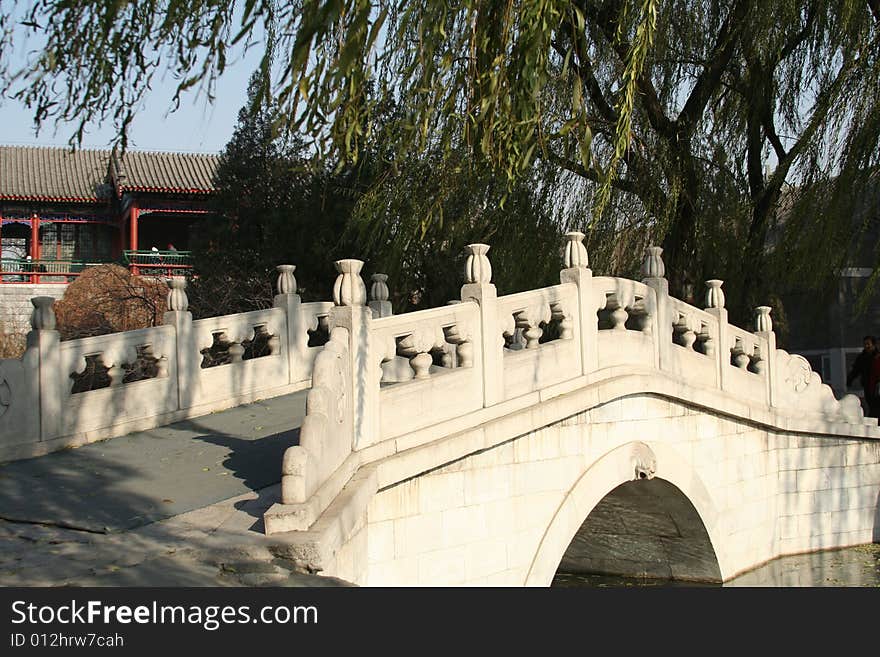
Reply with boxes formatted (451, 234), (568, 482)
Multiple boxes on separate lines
(722, 325), (769, 405)
(593, 277), (658, 371)
(57, 325), (178, 438)
(298, 301), (336, 376)
(497, 284), (581, 400)
(372, 301), (483, 440)
(190, 307), (288, 407)
(665, 298), (719, 386)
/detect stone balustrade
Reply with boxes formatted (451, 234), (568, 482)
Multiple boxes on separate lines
(0, 268), (360, 463)
(261, 233), (874, 534)
(1, 235), (874, 514)
(371, 301), (483, 441)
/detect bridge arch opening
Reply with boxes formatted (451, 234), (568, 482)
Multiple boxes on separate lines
(552, 478), (722, 586)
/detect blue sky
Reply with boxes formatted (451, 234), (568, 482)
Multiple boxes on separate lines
(0, 22), (263, 154)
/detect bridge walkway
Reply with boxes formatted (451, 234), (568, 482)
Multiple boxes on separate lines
(0, 389), (308, 534)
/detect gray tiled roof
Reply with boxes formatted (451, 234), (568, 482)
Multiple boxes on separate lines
(0, 146), (112, 202)
(112, 150), (219, 194)
(0, 145), (220, 202)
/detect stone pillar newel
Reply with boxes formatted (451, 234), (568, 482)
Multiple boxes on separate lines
(754, 306), (773, 333)
(753, 305), (777, 405)
(560, 232), (595, 375)
(333, 259), (368, 307)
(329, 258), (379, 449)
(564, 231), (589, 269)
(641, 246), (666, 279)
(167, 276), (188, 312)
(272, 264), (308, 384)
(27, 296), (61, 440)
(705, 279), (725, 310)
(369, 273), (393, 318)
(702, 278), (726, 391)
(276, 265), (297, 295)
(163, 275), (197, 412)
(641, 246), (669, 372)
(462, 244), (502, 407)
(465, 243), (493, 284)
(30, 297), (57, 330)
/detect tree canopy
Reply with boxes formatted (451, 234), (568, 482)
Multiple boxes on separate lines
(3, 1), (879, 325)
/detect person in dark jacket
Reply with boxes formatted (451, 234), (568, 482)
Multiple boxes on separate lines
(850, 336), (878, 415)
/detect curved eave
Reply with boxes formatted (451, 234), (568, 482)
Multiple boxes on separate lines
(120, 186), (215, 195)
(0, 194), (104, 203)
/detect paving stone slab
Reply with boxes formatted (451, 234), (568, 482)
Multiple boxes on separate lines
(0, 390), (307, 533)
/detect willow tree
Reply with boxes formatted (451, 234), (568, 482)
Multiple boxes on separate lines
(2, 1), (879, 321)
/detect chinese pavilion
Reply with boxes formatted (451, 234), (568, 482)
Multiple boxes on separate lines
(0, 145), (219, 283)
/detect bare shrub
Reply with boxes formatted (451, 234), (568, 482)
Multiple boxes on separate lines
(54, 264), (168, 340)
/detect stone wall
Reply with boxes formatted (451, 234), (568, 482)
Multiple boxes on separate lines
(0, 284), (67, 334)
(319, 393), (880, 586)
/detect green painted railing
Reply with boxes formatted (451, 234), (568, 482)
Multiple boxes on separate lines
(122, 250), (192, 267)
(0, 258), (110, 283)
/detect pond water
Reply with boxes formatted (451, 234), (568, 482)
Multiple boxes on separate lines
(552, 543), (880, 587)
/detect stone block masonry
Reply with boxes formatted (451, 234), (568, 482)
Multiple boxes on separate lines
(0, 284), (66, 333)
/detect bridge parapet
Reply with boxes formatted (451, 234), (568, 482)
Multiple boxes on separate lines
(264, 232), (878, 537)
(0, 267), (333, 462)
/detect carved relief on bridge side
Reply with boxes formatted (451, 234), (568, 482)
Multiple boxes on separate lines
(0, 355), (39, 445)
(279, 326), (352, 509)
(772, 349), (863, 422)
(631, 442), (657, 480)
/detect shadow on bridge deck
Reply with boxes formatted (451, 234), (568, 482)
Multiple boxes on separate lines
(0, 389), (308, 533)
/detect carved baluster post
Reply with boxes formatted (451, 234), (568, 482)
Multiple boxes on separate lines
(673, 312), (697, 350)
(560, 231), (595, 375)
(163, 276), (196, 412)
(550, 301), (573, 340)
(26, 296), (61, 441)
(608, 292), (632, 331)
(228, 339), (245, 363)
(108, 361), (126, 386)
(330, 259), (379, 449)
(514, 304), (550, 349)
(703, 279), (727, 391)
(754, 305), (776, 406)
(396, 329), (434, 379)
(273, 264), (309, 383)
(731, 337), (750, 369)
(461, 244), (498, 407)
(641, 246), (668, 371)
(369, 274), (393, 318)
(443, 324), (474, 369)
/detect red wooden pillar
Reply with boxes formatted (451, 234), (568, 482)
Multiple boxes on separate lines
(129, 204), (140, 275)
(30, 213), (40, 284)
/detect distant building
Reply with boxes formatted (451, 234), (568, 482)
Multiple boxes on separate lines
(0, 145), (219, 283)
(778, 179), (880, 399)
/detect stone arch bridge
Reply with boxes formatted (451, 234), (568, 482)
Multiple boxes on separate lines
(1, 234), (878, 585)
(262, 236), (880, 585)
